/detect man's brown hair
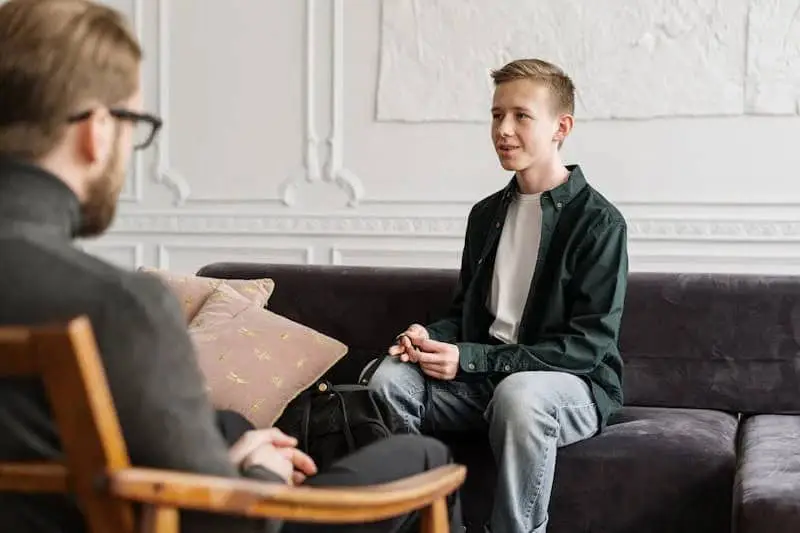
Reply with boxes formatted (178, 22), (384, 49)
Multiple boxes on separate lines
(491, 58), (575, 116)
(0, 0), (142, 160)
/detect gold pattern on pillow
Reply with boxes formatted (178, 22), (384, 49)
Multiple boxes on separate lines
(189, 282), (348, 428)
(138, 267), (275, 323)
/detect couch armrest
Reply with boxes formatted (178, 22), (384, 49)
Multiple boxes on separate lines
(734, 414), (800, 533)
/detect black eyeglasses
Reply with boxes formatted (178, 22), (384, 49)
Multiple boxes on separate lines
(67, 108), (163, 151)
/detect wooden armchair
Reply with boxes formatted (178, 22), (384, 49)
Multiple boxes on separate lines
(0, 316), (465, 533)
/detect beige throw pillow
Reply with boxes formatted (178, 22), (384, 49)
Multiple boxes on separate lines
(139, 267), (275, 322)
(189, 282), (348, 427)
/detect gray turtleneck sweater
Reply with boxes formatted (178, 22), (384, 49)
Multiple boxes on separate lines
(0, 158), (280, 533)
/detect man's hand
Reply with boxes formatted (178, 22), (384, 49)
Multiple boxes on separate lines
(388, 323), (429, 363)
(229, 428), (318, 485)
(415, 338), (459, 380)
(273, 446), (318, 485)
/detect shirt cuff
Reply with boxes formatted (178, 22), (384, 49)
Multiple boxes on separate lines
(457, 342), (489, 373)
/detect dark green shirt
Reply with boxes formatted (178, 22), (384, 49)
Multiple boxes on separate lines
(425, 165), (628, 429)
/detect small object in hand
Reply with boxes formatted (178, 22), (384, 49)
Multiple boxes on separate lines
(396, 333), (420, 350)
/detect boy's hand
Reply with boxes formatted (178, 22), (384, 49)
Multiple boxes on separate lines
(415, 339), (459, 380)
(388, 323), (429, 362)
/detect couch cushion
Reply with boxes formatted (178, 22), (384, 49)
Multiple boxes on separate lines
(734, 414), (800, 533)
(140, 267), (275, 322)
(189, 282), (348, 428)
(446, 406), (738, 533)
(620, 273), (800, 414)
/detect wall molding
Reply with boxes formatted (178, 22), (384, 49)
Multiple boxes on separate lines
(630, 252), (800, 274)
(157, 244), (314, 270)
(114, 213), (466, 237)
(153, 0), (192, 206)
(79, 242), (145, 270)
(152, 0), (362, 207)
(118, 0), (145, 203)
(279, 0), (322, 207)
(331, 245), (462, 266)
(110, 211), (800, 242)
(280, 0), (364, 207)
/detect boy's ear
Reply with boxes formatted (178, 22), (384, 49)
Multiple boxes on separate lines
(554, 113), (574, 143)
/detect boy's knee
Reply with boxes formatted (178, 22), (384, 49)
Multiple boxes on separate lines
(368, 357), (424, 398)
(488, 373), (559, 427)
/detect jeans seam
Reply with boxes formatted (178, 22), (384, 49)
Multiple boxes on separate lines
(406, 383), (425, 398)
(558, 400), (595, 410)
(520, 401), (596, 530)
(522, 408), (558, 528)
(396, 383), (425, 433)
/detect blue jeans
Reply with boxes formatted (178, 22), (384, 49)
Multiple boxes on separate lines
(368, 357), (599, 533)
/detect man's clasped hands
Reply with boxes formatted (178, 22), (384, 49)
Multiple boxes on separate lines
(229, 427), (317, 485)
(388, 323), (460, 381)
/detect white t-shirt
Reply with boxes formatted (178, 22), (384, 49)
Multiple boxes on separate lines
(488, 192), (544, 344)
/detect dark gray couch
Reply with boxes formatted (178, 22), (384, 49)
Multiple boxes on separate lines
(196, 262), (800, 533)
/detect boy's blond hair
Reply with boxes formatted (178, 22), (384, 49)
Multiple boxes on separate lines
(491, 58), (575, 116)
(0, 0), (141, 160)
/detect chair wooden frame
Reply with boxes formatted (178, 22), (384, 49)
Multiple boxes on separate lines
(0, 316), (465, 533)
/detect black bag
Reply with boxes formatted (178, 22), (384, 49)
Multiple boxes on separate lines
(273, 377), (396, 472)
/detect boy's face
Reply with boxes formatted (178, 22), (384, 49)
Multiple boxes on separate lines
(490, 79), (569, 174)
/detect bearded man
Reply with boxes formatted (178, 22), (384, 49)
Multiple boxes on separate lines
(0, 1), (462, 533)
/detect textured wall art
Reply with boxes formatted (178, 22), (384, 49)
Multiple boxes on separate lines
(377, 0), (799, 121)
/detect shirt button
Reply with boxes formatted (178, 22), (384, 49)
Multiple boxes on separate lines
(556, 202), (563, 209)
(477, 258), (483, 264)
(495, 222), (501, 228)
(504, 365), (511, 372)
(468, 363), (476, 370)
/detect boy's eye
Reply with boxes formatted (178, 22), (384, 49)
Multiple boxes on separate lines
(491, 113), (501, 120)
(516, 113), (529, 120)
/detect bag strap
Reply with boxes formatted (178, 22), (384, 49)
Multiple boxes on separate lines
(331, 387), (357, 452)
(424, 378), (436, 434)
(300, 389), (314, 452)
(358, 356), (384, 385)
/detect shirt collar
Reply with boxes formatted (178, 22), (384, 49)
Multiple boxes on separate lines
(502, 164), (588, 205)
(0, 157), (82, 240)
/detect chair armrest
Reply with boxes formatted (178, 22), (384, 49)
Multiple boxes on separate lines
(734, 414), (800, 533)
(0, 462), (67, 493)
(108, 463), (466, 523)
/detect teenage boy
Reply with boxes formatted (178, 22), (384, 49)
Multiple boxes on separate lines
(369, 58), (629, 533)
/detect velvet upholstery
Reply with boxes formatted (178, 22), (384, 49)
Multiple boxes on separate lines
(734, 414), (800, 533)
(196, 262), (800, 533)
(619, 274), (800, 414)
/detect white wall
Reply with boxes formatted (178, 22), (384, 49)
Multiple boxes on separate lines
(81, 0), (800, 275)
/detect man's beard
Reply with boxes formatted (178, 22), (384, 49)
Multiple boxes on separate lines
(77, 143), (125, 238)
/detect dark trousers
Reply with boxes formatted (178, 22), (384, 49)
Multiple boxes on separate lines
(216, 410), (463, 533)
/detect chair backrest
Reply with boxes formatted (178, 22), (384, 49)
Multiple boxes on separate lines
(0, 315), (135, 533)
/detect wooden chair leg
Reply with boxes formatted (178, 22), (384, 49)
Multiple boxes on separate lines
(421, 497), (449, 533)
(139, 505), (179, 533)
